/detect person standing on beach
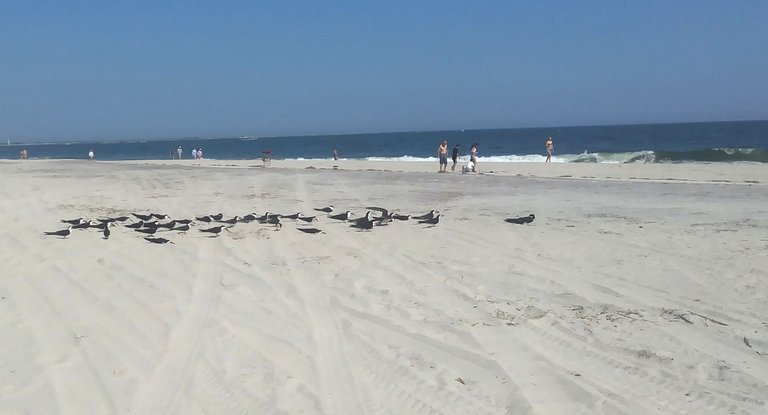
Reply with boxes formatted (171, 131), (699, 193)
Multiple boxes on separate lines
(545, 136), (554, 162)
(451, 144), (460, 172)
(191, 148), (197, 159)
(438, 140), (448, 172)
(333, 148), (339, 161)
(197, 148), (203, 159)
(177, 146), (183, 159)
(469, 143), (478, 172)
(88, 149), (95, 160)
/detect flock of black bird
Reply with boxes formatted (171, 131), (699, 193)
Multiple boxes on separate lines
(43, 205), (535, 244)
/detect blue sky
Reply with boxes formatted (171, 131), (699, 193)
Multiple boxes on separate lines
(1, 1), (766, 141)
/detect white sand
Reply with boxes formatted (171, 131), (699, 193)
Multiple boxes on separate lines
(1, 159), (767, 414)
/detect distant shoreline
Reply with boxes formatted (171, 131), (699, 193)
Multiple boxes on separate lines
(4, 158), (765, 185)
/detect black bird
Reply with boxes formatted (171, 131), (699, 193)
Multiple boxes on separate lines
(144, 237), (173, 244)
(314, 205), (334, 213)
(171, 224), (191, 232)
(351, 218), (375, 230)
(265, 216), (282, 228)
(240, 214), (257, 222)
(523, 214), (536, 224)
(156, 220), (177, 229)
(195, 215), (214, 222)
(252, 212), (269, 222)
(132, 213), (153, 221)
(103, 225), (111, 239)
(124, 221), (144, 229)
(199, 225), (226, 236)
(98, 216), (128, 223)
(142, 221), (161, 228)
(351, 211), (372, 226)
(412, 210), (437, 220)
(297, 215), (317, 223)
(373, 217), (393, 226)
(218, 216), (240, 225)
(366, 207), (394, 218)
(72, 221), (94, 229)
(282, 212), (300, 220)
(297, 227), (323, 234)
(393, 214), (411, 221)
(210, 213), (224, 221)
(151, 213), (170, 219)
(505, 214), (536, 225)
(175, 219), (193, 225)
(90, 221), (111, 230)
(267, 213), (281, 220)
(61, 218), (85, 225)
(418, 214), (441, 225)
(135, 227), (158, 235)
(329, 211), (351, 221)
(44, 226), (72, 238)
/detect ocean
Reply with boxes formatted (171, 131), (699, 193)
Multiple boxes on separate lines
(3, 120), (768, 163)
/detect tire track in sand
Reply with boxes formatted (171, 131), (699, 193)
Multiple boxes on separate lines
(129, 241), (222, 414)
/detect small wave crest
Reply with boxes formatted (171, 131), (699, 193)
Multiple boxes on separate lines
(655, 147), (768, 163)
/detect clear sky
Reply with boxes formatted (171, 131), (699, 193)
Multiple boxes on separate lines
(1, 1), (767, 141)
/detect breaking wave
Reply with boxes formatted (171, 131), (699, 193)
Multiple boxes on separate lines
(349, 148), (768, 163)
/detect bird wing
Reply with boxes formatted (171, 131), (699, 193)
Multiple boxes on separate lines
(365, 206), (389, 215)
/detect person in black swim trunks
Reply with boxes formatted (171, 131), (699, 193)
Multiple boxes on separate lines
(451, 144), (460, 172)
(437, 140), (448, 172)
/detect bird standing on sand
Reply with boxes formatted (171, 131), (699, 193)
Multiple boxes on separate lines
(61, 218), (85, 225)
(156, 220), (177, 229)
(297, 214), (317, 223)
(199, 225), (226, 236)
(329, 211), (352, 221)
(314, 205), (334, 213)
(103, 224), (111, 239)
(504, 214), (535, 225)
(418, 214), (441, 225)
(73, 221), (94, 229)
(413, 210), (437, 220)
(351, 217), (375, 230)
(44, 226), (72, 238)
(265, 216), (282, 229)
(135, 227), (158, 235)
(240, 214), (258, 222)
(144, 237), (173, 244)
(351, 211), (372, 226)
(297, 227), (323, 234)
(125, 221), (144, 229)
(132, 213), (153, 221)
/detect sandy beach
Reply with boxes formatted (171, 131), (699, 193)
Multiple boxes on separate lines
(1, 159), (766, 414)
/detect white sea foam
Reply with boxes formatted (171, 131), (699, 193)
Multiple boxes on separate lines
(282, 151), (660, 163)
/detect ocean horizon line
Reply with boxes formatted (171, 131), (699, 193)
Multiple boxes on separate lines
(4, 118), (767, 146)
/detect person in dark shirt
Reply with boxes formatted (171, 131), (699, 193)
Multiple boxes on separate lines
(451, 144), (460, 172)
